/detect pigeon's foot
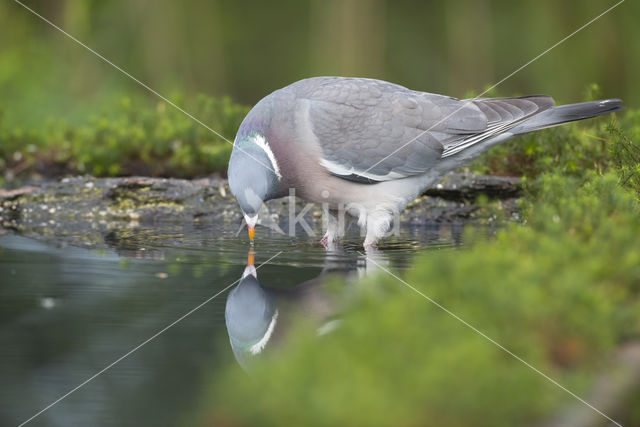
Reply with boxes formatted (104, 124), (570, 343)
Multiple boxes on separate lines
(320, 232), (339, 250)
(321, 210), (343, 249)
(362, 209), (392, 250)
(321, 209), (344, 249)
(363, 238), (378, 250)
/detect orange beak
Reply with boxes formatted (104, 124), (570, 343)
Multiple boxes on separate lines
(247, 248), (255, 266)
(248, 226), (255, 241)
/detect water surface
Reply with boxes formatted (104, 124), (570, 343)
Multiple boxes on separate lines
(0, 221), (488, 426)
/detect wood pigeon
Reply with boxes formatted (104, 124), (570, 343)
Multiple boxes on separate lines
(227, 77), (623, 247)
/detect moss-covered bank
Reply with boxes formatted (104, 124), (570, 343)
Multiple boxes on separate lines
(0, 95), (249, 185)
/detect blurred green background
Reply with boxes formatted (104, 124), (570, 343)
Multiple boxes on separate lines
(1, 0), (638, 130)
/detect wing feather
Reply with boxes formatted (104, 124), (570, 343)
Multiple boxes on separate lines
(290, 77), (553, 182)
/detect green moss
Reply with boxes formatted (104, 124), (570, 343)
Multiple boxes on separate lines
(105, 185), (186, 212)
(0, 94), (249, 182)
(609, 120), (640, 192)
(108, 196), (184, 213)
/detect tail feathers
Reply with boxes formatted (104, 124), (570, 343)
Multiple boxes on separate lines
(512, 98), (624, 135)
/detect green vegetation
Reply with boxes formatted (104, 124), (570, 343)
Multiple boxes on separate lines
(193, 112), (640, 426)
(0, 95), (248, 183)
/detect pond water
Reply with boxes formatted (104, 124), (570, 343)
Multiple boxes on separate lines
(0, 221), (490, 426)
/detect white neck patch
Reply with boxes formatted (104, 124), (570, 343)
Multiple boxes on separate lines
(249, 310), (278, 354)
(250, 134), (282, 180)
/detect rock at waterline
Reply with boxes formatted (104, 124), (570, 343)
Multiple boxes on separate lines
(0, 173), (522, 242)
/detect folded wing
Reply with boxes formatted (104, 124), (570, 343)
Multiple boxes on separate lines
(294, 77), (553, 183)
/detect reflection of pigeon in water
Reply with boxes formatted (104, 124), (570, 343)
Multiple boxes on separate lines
(225, 252), (278, 370)
(224, 247), (369, 370)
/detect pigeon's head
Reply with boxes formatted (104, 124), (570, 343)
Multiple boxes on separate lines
(225, 249), (277, 369)
(228, 132), (282, 241)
